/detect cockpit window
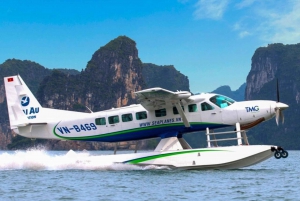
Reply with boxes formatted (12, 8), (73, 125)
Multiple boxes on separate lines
(201, 102), (214, 111)
(209, 95), (235, 108)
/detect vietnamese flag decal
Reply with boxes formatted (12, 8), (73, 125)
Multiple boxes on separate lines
(7, 77), (14, 82)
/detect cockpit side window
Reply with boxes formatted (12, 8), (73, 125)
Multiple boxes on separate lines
(188, 104), (198, 112)
(201, 102), (214, 111)
(209, 95), (235, 108)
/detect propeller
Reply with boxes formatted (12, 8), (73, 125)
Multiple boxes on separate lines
(275, 79), (288, 125)
(277, 78), (280, 102)
(275, 107), (284, 125)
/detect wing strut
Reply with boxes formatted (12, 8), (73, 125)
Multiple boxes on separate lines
(175, 102), (190, 128)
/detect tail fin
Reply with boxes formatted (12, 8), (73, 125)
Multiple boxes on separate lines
(4, 75), (43, 129)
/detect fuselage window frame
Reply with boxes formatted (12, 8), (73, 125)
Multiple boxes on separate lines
(95, 117), (106, 126)
(108, 115), (120, 124)
(155, 108), (167, 117)
(201, 102), (214, 111)
(188, 104), (198, 112)
(136, 111), (147, 120)
(122, 113), (133, 122)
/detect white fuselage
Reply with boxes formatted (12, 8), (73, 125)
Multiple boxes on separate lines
(4, 75), (288, 142)
(16, 93), (281, 142)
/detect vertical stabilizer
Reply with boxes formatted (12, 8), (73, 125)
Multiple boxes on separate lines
(4, 75), (43, 129)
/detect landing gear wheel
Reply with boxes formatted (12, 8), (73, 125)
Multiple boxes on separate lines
(274, 151), (281, 159)
(281, 150), (289, 158)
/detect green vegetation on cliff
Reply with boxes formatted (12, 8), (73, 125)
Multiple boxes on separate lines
(142, 63), (189, 91)
(0, 59), (52, 94)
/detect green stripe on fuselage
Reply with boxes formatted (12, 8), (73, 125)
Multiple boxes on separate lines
(125, 149), (227, 164)
(53, 122), (223, 140)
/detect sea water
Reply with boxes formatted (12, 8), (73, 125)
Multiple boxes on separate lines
(0, 149), (299, 201)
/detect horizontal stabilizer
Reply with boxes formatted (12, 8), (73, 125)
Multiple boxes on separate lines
(18, 125), (32, 134)
(10, 94), (47, 128)
(13, 122), (48, 127)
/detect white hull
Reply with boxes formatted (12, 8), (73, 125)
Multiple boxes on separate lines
(108, 145), (275, 170)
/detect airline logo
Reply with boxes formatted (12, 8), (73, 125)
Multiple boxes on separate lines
(245, 106), (259, 112)
(21, 96), (30, 107)
(20, 96), (40, 119)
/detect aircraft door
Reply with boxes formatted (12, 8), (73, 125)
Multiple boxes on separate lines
(200, 102), (223, 124)
(208, 95), (237, 125)
(120, 111), (134, 131)
(222, 107), (238, 124)
(108, 112), (121, 133)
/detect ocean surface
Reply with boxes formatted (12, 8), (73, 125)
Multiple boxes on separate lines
(0, 148), (299, 201)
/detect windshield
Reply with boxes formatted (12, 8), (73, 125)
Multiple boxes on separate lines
(209, 95), (235, 108)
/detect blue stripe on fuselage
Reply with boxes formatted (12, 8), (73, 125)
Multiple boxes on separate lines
(79, 123), (230, 142)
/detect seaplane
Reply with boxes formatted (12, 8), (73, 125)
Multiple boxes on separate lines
(4, 75), (289, 169)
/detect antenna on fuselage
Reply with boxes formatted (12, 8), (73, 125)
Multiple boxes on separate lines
(85, 106), (93, 113)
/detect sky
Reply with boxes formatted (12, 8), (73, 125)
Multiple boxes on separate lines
(1, 0), (300, 93)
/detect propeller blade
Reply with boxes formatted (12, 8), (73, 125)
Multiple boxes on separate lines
(275, 79), (287, 125)
(275, 108), (280, 126)
(276, 78), (280, 102)
(275, 102), (288, 125)
(281, 111), (284, 124)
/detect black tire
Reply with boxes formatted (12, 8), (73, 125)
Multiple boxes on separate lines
(281, 150), (289, 158)
(274, 151), (281, 159)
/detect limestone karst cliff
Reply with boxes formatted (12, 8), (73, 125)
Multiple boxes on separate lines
(38, 36), (146, 112)
(245, 43), (300, 149)
(0, 36), (190, 150)
(2, 41), (300, 150)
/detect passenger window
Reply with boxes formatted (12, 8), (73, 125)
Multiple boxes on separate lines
(201, 102), (214, 111)
(188, 104), (198, 112)
(136, 111), (147, 120)
(122, 113), (133, 122)
(173, 106), (185, 115)
(95, 117), (106, 125)
(155, 108), (166, 117)
(108, 115), (119, 124)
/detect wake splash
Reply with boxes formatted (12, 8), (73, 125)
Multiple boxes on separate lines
(0, 148), (169, 171)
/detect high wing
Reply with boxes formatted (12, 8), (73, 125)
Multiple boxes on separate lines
(135, 87), (191, 110)
(135, 87), (192, 127)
